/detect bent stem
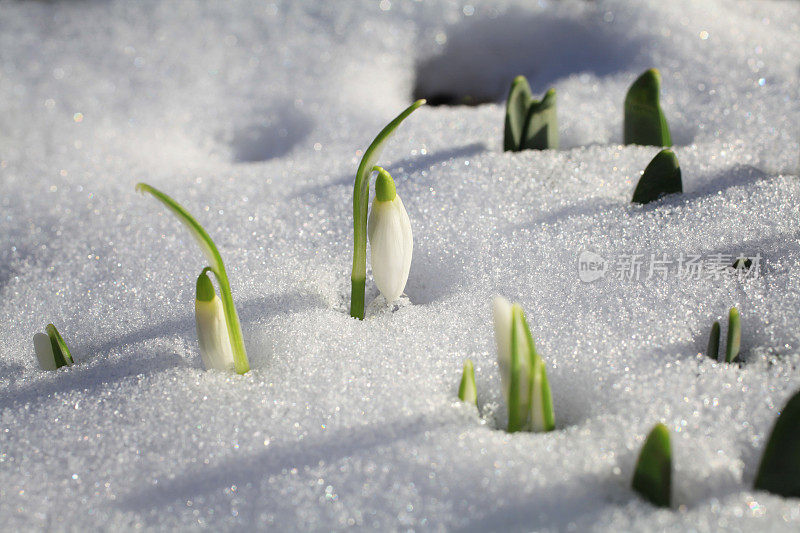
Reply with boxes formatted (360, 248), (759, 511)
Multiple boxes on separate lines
(350, 100), (425, 319)
(136, 183), (250, 374)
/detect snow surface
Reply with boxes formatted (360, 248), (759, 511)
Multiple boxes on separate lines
(1, 0), (800, 530)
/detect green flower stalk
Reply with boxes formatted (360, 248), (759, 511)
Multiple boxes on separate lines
(504, 76), (558, 151)
(624, 68), (672, 146)
(632, 423), (672, 507)
(754, 389), (800, 497)
(458, 359), (477, 406)
(136, 183), (250, 374)
(33, 323), (73, 371)
(492, 296), (555, 433)
(631, 149), (682, 204)
(350, 100), (425, 319)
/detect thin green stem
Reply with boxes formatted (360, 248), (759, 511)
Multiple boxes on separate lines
(136, 183), (250, 374)
(350, 100), (425, 319)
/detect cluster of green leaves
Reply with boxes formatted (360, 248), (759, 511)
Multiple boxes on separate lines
(503, 76), (558, 152)
(457, 303), (554, 434)
(507, 303), (554, 432)
(707, 307), (741, 363)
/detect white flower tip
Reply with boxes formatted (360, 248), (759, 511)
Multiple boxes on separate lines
(33, 332), (57, 371)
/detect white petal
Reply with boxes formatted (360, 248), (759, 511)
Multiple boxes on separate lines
(195, 296), (236, 371)
(368, 195), (413, 302)
(34, 332), (57, 371)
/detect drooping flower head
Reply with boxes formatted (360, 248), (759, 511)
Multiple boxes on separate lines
(368, 166), (413, 303)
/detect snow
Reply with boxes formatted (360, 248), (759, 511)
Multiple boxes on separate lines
(1, 0), (800, 530)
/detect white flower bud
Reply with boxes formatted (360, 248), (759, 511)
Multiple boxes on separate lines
(195, 272), (235, 372)
(34, 332), (58, 371)
(368, 167), (413, 303)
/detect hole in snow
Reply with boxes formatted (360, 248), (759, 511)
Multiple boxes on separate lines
(222, 102), (313, 163)
(412, 8), (646, 106)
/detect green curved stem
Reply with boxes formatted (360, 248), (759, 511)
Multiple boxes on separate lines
(350, 100), (425, 319)
(136, 183), (250, 374)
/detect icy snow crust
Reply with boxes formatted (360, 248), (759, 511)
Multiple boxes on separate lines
(1, 0), (800, 530)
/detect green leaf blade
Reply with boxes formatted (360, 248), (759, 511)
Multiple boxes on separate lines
(707, 321), (720, 361)
(631, 149), (682, 204)
(458, 359), (478, 406)
(350, 100), (425, 319)
(754, 390), (800, 497)
(520, 313), (555, 432)
(624, 68), (672, 147)
(504, 76), (533, 152)
(632, 423), (672, 507)
(136, 182), (250, 374)
(507, 305), (530, 433)
(520, 88), (559, 151)
(46, 323), (73, 367)
(725, 307), (741, 363)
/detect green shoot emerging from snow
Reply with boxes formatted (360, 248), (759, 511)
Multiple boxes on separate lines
(632, 423), (672, 508)
(706, 307), (741, 363)
(136, 183), (250, 374)
(33, 323), (74, 371)
(631, 149), (682, 204)
(624, 68), (672, 147)
(754, 389), (800, 497)
(503, 76), (558, 151)
(725, 307), (741, 363)
(493, 296), (555, 433)
(350, 100), (425, 319)
(458, 359), (477, 406)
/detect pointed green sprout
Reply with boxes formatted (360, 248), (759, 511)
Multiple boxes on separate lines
(754, 389), (800, 497)
(631, 149), (682, 204)
(350, 99), (425, 319)
(508, 304), (555, 433)
(136, 183), (250, 374)
(725, 307), (741, 363)
(503, 76), (558, 151)
(707, 321), (720, 361)
(632, 423), (672, 507)
(624, 68), (672, 146)
(34, 323), (74, 370)
(47, 323), (73, 368)
(458, 359), (477, 406)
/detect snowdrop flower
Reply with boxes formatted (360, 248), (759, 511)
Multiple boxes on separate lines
(195, 271), (235, 371)
(33, 323), (73, 371)
(368, 166), (413, 303)
(492, 296), (554, 433)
